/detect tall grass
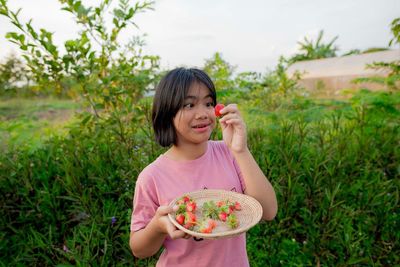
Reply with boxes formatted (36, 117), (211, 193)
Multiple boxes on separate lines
(1, 91), (399, 266)
(0, 98), (79, 152)
(245, 91), (399, 266)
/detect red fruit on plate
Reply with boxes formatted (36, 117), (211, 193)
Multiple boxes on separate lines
(186, 211), (197, 224)
(215, 103), (225, 117)
(228, 206), (235, 214)
(184, 222), (194, 229)
(186, 201), (197, 212)
(200, 226), (213, 233)
(218, 212), (228, 222)
(216, 200), (225, 207)
(207, 219), (217, 229)
(177, 195), (191, 205)
(176, 214), (185, 225)
(234, 201), (242, 211)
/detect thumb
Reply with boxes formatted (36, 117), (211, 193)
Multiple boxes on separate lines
(165, 222), (187, 240)
(156, 205), (178, 216)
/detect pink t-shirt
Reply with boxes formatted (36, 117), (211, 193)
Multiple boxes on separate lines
(131, 141), (249, 267)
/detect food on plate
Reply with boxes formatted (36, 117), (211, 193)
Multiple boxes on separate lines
(173, 195), (242, 233)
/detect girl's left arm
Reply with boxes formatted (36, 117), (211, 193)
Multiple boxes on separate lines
(219, 104), (278, 221)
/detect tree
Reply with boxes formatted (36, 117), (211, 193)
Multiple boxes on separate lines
(0, 53), (29, 96)
(289, 30), (338, 64)
(0, 0), (160, 147)
(389, 18), (400, 47)
(203, 52), (235, 91)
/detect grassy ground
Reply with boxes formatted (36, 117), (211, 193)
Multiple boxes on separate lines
(0, 97), (80, 152)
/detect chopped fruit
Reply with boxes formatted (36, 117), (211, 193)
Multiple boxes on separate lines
(234, 201), (242, 211)
(176, 214), (185, 225)
(184, 222), (195, 230)
(215, 103), (225, 117)
(228, 206), (235, 214)
(216, 200), (225, 207)
(218, 212), (228, 222)
(200, 226), (212, 233)
(185, 211), (197, 225)
(186, 201), (197, 212)
(177, 195), (192, 205)
(174, 195), (242, 234)
(207, 219), (217, 229)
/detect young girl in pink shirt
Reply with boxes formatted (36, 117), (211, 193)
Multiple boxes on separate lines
(130, 67), (277, 266)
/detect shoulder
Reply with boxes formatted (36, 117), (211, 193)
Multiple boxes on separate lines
(208, 140), (231, 156)
(136, 156), (164, 187)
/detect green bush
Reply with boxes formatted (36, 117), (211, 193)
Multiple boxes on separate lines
(1, 91), (399, 266)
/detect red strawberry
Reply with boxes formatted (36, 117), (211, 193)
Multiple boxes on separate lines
(183, 211), (197, 230)
(234, 201), (242, 211)
(186, 201), (197, 212)
(214, 103), (225, 117)
(218, 212), (228, 222)
(177, 195), (191, 205)
(185, 211), (197, 224)
(184, 222), (194, 229)
(216, 200), (225, 207)
(228, 206), (235, 214)
(207, 219), (217, 229)
(176, 214), (185, 225)
(200, 226), (213, 233)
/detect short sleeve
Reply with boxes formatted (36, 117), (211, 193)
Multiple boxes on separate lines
(232, 157), (246, 193)
(130, 172), (159, 232)
(214, 141), (246, 193)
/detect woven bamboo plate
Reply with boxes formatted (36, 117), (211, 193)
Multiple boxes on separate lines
(168, 189), (263, 239)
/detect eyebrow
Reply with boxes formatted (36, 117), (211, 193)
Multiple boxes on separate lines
(184, 94), (213, 100)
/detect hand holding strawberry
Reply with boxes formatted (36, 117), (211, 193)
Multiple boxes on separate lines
(218, 104), (248, 154)
(215, 103), (225, 117)
(154, 205), (187, 240)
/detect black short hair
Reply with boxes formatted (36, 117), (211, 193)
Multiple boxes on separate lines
(152, 67), (216, 147)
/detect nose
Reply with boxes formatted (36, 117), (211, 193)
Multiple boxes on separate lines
(195, 105), (209, 119)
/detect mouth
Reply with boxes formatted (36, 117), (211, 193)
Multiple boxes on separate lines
(192, 123), (211, 129)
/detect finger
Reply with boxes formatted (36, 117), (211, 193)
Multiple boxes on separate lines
(169, 228), (187, 240)
(222, 118), (245, 126)
(220, 104), (239, 115)
(156, 205), (178, 216)
(219, 113), (241, 123)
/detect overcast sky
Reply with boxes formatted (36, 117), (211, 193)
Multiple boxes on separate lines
(0, 0), (399, 73)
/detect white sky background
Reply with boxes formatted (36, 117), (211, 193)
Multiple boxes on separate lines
(0, 0), (399, 73)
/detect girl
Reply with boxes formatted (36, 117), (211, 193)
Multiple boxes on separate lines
(130, 67), (277, 266)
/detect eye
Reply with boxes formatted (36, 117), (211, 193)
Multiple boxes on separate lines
(183, 103), (194, 109)
(206, 102), (214, 107)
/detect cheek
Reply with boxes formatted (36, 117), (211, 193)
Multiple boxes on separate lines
(173, 112), (188, 130)
(211, 117), (217, 129)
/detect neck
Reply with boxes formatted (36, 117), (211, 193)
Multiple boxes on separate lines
(166, 141), (208, 161)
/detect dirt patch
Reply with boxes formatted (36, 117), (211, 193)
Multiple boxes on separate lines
(34, 109), (75, 122)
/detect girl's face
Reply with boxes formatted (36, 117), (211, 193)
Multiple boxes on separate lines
(173, 82), (216, 146)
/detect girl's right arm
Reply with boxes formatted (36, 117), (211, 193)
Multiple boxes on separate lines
(129, 205), (186, 259)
